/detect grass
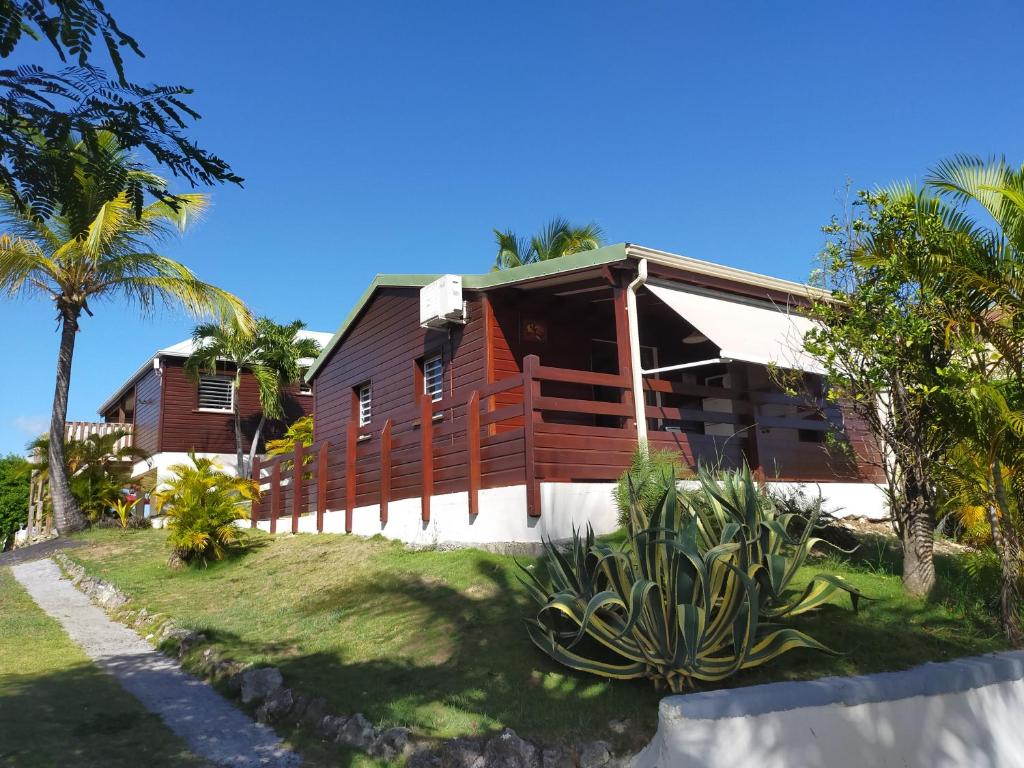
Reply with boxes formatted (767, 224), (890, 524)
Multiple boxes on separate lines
(0, 567), (211, 768)
(63, 526), (1007, 758)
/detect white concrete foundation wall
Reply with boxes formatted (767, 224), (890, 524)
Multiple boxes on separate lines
(253, 480), (888, 544)
(254, 482), (620, 545)
(634, 651), (1024, 768)
(765, 481), (889, 520)
(133, 452), (244, 485)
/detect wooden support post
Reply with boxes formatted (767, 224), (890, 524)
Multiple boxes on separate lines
(317, 440), (328, 533)
(346, 420), (357, 534)
(421, 394), (433, 522)
(380, 420), (392, 523)
(733, 363), (765, 481)
(467, 391), (480, 516)
(291, 439), (304, 533)
(251, 456), (261, 529)
(612, 284), (636, 431)
(522, 355), (541, 517)
(270, 460), (281, 534)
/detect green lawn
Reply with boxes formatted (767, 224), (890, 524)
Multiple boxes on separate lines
(0, 567), (211, 768)
(63, 527), (1007, 757)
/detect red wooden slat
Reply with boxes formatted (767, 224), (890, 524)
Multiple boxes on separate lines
(533, 364), (629, 389)
(291, 440), (304, 533)
(467, 391), (480, 516)
(421, 395), (433, 522)
(346, 421), (357, 533)
(523, 355), (540, 517)
(380, 419), (392, 523)
(535, 396), (632, 417)
(317, 440), (328, 532)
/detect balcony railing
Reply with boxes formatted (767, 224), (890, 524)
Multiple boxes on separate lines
(251, 355), (878, 533)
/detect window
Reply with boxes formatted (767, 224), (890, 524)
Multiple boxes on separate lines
(299, 367), (312, 395)
(357, 382), (372, 426)
(423, 353), (443, 402)
(198, 375), (234, 411)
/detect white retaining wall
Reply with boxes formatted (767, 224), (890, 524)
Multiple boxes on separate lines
(253, 480), (887, 544)
(634, 651), (1024, 768)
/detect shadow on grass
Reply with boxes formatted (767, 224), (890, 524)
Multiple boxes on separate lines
(182, 546), (1004, 767)
(0, 662), (209, 768)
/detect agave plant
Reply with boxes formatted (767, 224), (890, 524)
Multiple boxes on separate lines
(153, 453), (257, 567)
(687, 465), (864, 618)
(520, 478), (835, 692)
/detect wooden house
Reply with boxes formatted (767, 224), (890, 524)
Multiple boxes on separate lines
(96, 331), (331, 483)
(253, 244), (885, 544)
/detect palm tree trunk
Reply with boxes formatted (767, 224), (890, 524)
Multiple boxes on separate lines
(49, 307), (86, 533)
(989, 459), (1023, 647)
(232, 371), (245, 477)
(899, 461), (936, 597)
(246, 414), (267, 479)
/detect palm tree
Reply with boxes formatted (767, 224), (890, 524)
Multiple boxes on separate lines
(923, 156), (1024, 644)
(493, 217), (605, 270)
(28, 430), (150, 522)
(0, 133), (249, 533)
(185, 318), (322, 477)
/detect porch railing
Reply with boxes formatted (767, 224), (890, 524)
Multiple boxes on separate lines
(251, 354), (870, 531)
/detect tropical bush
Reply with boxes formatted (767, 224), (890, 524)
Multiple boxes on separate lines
(683, 465), (863, 618)
(28, 431), (148, 524)
(154, 454), (257, 567)
(521, 464), (861, 692)
(265, 415), (315, 474)
(613, 448), (685, 528)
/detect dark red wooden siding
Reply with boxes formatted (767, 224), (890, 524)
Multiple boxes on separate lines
(313, 287), (491, 509)
(157, 359), (310, 454)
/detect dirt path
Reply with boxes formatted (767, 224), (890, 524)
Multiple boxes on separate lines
(10, 558), (301, 768)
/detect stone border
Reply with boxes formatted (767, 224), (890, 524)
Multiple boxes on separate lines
(53, 552), (637, 768)
(659, 647), (1024, 721)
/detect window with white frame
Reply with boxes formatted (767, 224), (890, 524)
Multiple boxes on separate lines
(299, 367), (312, 395)
(357, 382), (372, 426)
(423, 353), (443, 402)
(198, 375), (234, 411)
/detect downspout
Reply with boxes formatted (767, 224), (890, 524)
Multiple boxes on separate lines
(626, 258), (649, 448)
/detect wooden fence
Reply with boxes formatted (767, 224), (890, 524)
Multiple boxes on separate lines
(251, 355), (868, 532)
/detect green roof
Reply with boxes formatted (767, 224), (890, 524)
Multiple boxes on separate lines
(305, 244), (628, 380)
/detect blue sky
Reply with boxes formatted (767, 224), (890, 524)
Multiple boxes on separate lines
(1, 1), (1022, 454)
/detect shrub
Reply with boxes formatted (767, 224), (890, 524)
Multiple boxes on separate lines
(0, 454), (31, 549)
(520, 466), (854, 692)
(153, 454), (257, 567)
(613, 448), (685, 528)
(685, 465), (863, 618)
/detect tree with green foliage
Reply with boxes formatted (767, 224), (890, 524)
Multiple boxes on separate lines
(0, 133), (249, 533)
(154, 453), (257, 568)
(186, 318), (321, 477)
(919, 155), (1024, 645)
(0, 0), (241, 220)
(804, 189), (971, 597)
(0, 453), (30, 549)
(28, 429), (148, 523)
(493, 217), (604, 270)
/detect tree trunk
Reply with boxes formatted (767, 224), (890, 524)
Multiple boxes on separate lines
(899, 465), (936, 597)
(989, 460), (1023, 647)
(246, 414), (267, 479)
(49, 307), (86, 533)
(233, 408), (245, 477)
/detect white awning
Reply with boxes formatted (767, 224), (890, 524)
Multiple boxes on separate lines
(645, 281), (825, 375)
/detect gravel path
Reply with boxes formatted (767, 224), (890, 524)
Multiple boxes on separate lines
(10, 559), (300, 768)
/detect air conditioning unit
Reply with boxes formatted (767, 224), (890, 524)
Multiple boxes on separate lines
(420, 274), (467, 329)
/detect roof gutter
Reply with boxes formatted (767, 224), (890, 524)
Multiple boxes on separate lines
(626, 258), (649, 447)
